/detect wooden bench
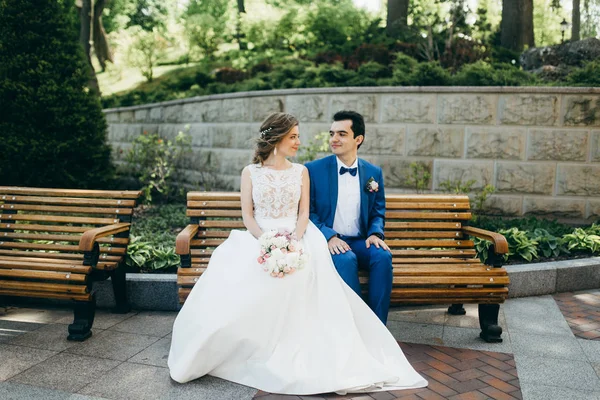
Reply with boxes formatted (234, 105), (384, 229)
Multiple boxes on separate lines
(176, 192), (509, 343)
(0, 187), (142, 341)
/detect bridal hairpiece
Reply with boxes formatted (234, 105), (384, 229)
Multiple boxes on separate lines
(260, 127), (272, 138)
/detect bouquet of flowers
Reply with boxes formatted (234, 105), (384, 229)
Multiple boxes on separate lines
(257, 229), (309, 278)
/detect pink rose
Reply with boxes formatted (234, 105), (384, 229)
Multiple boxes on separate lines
(288, 244), (296, 252)
(270, 272), (278, 277)
(270, 245), (276, 250)
(278, 272), (284, 278)
(257, 256), (264, 264)
(264, 254), (270, 259)
(283, 266), (290, 273)
(281, 248), (287, 254)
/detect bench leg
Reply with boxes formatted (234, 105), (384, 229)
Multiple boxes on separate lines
(448, 304), (466, 315)
(68, 294), (96, 341)
(478, 303), (503, 343)
(110, 266), (131, 314)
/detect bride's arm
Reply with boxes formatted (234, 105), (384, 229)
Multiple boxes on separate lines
(240, 166), (263, 239)
(295, 166), (310, 239)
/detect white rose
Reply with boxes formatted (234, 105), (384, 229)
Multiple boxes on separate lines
(271, 248), (285, 261)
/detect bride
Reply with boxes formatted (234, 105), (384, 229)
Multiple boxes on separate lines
(168, 112), (428, 395)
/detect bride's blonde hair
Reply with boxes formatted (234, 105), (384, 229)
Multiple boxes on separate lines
(252, 112), (299, 165)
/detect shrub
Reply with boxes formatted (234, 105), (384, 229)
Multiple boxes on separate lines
(407, 62), (451, 86)
(453, 61), (535, 86)
(0, 0), (113, 188)
(215, 67), (247, 84)
(567, 60), (600, 86)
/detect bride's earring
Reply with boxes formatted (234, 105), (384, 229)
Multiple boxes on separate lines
(274, 147), (278, 156)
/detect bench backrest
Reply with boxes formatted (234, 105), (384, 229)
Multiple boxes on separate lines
(178, 192), (482, 303)
(0, 187), (141, 271)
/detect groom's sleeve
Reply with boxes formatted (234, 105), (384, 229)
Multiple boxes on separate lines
(307, 164), (337, 241)
(367, 168), (386, 239)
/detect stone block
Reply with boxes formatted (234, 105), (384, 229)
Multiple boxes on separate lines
(563, 95), (600, 126)
(592, 130), (600, 162)
(466, 127), (526, 160)
(555, 259), (600, 292)
(557, 164), (600, 196)
(148, 107), (162, 122)
(134, 109), (148, 123)
(361, 125), (404, 155)
(406, 125), (463, 157)
(186, 123), (211, 148)
(481, 195), (523, 216)
(110, 124), (143, 143)
(181, 102), (201, 122)
(141, 124), (159, 135)
(251, 96), (285, 122)
(528, 129), (589, 161)
(222, 98), (251, 122)
(438, 94), (496, 124)
(197, 100), (222, 122)
(331, 95), (379, 122)
(208, 126), (234, 148)
(105, 112), (119, 123)
(286, 95), (328, 122)
(381, 94), (435, 123)
(217, 150), (253, 175)
(157, 124), (186, 141)
(523, 197), (586, 219)
(362, 156), (433, 190)
(496, 162), (555, 195)
(162, 104), (182, 123)
(588, 200), (600, 220)
(119, 110), (134, 123)
(232, 124), (260, 149)
(499, 94), (559, 126)
(433, 160), (494, 191)
(506, 266), (556, 298)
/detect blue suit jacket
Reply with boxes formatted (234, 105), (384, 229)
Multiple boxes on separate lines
(306, 155), (386, 241)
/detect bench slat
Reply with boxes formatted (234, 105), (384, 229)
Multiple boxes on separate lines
(0, 289), (91, 301)
(0, 187), (141, 199)
(386, 202), (470, 210)
(0, 269), (88, 282)
(387, 212), (472, 220)
(188, 210), (242, 218)
(0, 249), (121, 261)
(0, 242), (127, 255)
(386, 195), (471, 203)
(0, 260), (92, 274)
(0, 280), (88, 294)
(0, 195), (136, 207)
(1, 224), (93, 233)
(198, 221), (245, 229)
(388, 276), (510, 285)
(386, 222), (462, 229)
(391, 287), (508, 297)
(1, 232), (129, 245)
(0, 204), (133, 215)
(0, 214), (120, 224)
(387, 239), (475, 248)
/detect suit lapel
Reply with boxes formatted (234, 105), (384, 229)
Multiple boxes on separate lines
(358, 158), (368, 235)
(328, 156), (338, 224)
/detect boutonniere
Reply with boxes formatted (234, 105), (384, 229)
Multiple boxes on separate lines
(365, 177), (379, 193)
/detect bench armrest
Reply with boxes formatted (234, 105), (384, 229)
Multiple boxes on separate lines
(462, 226), (509, 254)
(176, 224), (199, 255)
(79, 223), (131, 252)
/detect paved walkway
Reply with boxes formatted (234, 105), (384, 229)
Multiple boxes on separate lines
(2, 291), (600, 399)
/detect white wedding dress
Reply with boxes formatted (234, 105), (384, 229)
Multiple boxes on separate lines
(168, 163), (428, 395)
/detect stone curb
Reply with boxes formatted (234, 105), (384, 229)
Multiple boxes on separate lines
(90, 257), (600, 311)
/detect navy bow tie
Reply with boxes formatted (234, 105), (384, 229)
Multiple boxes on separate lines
(339, 166), (357, 176)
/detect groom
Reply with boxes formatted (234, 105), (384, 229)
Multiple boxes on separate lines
(306, 110), (393, 324)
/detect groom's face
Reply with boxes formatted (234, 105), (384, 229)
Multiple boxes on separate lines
(329, 120), (363, 158)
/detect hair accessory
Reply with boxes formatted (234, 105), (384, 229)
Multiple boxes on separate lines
(260, 127), (272, 138)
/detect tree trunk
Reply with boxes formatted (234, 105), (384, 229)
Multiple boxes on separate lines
(500, 0), (523, 51)
(386, 0), (409, 38)
(236, 0), (247, 50)
(522, 0), (535, 48)
(501, 0), (534, 51)
(572, 0), (581, 41)
(93, 0), (113, 71)
(77, 0), (100, 93)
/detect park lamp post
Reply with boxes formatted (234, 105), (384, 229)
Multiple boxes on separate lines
(560, 18), (569, 43)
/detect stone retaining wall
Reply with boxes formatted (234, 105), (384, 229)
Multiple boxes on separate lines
(104, 87), (600, 221)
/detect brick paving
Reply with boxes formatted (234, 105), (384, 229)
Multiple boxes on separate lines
(253, 342), (522, 400)
(553, 291), (600, 340)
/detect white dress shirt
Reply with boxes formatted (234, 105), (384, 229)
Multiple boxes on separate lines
(333, 157), (361, 237)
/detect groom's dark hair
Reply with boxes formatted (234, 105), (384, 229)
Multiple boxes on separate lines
(333, 110), (365, 149)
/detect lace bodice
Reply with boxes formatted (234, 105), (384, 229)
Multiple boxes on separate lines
(248, 163), (303, 220)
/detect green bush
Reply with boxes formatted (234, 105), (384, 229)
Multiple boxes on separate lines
(391, 53), (419, 85)
(0, 0), (114, 188)
(567, 61), (600, 86)
(407, 62), (451, 86)
(453, 61), (535, 86)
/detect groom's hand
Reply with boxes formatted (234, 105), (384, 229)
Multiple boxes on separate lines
(366, 235), (391, 252)
(328, 236), (350, 255)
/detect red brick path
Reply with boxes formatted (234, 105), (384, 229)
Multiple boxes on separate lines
(253, 342), (522, 400)
(554, 291), (600, 340)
